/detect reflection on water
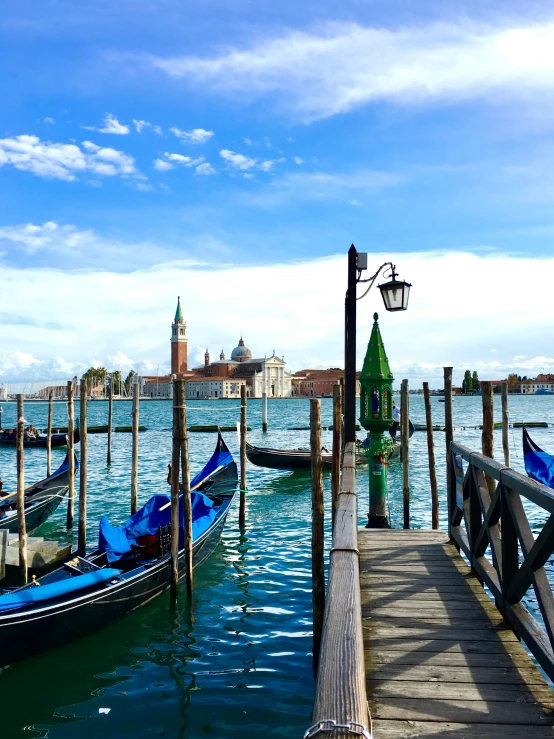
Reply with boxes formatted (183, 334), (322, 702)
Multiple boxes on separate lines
(0, 395), (552, 736)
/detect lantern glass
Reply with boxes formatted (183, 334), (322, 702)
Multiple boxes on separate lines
(379, 279), (411, 312)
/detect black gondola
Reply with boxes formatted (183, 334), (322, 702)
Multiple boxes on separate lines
(245, 421), (415, 471)
(0, 428), (80, 448)
(0, 452), (76, 535)
(0, 431), (237, 666)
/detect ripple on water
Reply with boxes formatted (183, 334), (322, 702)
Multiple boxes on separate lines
(1, 395), (553, 735)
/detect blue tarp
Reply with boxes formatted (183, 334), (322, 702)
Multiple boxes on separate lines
(523, 428), (554, 490)
(0, 568), (122, 613)
(98, 490), (216, 562)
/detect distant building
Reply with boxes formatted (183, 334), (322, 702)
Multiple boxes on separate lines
(186, 378), (246, 399)
(291, 369), (360, 397)
(141, 299), (292, 399)
(521, 378), (554, 394)
(0, 384), (7, 401)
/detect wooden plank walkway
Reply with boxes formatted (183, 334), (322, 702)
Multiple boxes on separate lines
(360, 529), (554, 738)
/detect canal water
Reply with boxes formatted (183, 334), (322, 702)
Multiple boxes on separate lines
(0, 395), (552, 737)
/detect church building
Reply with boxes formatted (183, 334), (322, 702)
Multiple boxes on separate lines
(141, 298), (292, 399)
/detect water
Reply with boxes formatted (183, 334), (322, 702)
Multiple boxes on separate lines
(0, 395), (552, 737)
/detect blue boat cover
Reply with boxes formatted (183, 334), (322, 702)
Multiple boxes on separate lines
(523, 427), (554, 490)
(0, 568), (122, 613)
(98, 491), (216, 562)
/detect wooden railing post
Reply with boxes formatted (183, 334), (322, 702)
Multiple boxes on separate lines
(47, 391), (53, 477)
(501, 382), (510, 466)
(423, 382), (439, 529)
(239, 385), (247, 528)
(170, 379), (180, 602)
(331, 384), (342, 529)
(16, 394), (27, 585)
(481, 380), (496, 496)
(107, 380), (113, 465)
(78, 378), (88, 556)
(311, 398), (325, 670)
(443, 367), (454, 536)
(66, 380), (75, 529)
(177, 379), (193, 600)
(131, 382), (139, 515)
(401, 379), (410, 529)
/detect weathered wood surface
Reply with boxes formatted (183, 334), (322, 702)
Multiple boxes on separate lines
(361, 529), (554, 737)
(422, 381), (439, 529)
(312, 442), (369, 738)
(239, 384), (246, 528)
(16, 394), (27, 584)
(131, 382), (139, 515)
(331, 383), (342, 529)
(310, 398), (325, 668)
(66, 380), (75, 529)
(400, 379), (410, 529)
(78, 379), (88, 556)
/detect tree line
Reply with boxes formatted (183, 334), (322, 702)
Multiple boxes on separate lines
(462, 370), (480, 394)
(80, 367), (138, 396)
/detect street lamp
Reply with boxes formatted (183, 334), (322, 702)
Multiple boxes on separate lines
(344, 245), (411, 444)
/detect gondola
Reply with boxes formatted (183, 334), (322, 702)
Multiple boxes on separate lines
(0, 451), (76, 534)
(0, 427), (80, 448)
(0, 431), (237, 666)
(245, 421), (415, 471)
(522, 426), (554, 490)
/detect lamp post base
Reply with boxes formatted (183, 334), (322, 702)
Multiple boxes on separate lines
(366, 514), (390, 529)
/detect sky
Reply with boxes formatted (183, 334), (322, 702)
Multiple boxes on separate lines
(1, 0), (554, 390)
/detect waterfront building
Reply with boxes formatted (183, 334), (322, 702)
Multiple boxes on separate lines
(0, 384), (7, 401)
(291, 368), (360, 397)
(142, 299), (292, 398)
(520, 375), (554, 394)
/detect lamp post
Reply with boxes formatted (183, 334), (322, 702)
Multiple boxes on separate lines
(343, 244), (411, 526)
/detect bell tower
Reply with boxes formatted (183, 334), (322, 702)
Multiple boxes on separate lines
(171, 297), (188, 375)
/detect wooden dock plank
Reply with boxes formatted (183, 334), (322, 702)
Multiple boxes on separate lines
(360, 528), (554, 737)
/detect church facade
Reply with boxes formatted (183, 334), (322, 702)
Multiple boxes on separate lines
(142, 298), (292, 399)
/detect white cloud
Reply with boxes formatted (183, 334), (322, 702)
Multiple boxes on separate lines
(133, 119), (163, 134)
(0, 249), (553, 387)
(348, 199), (363, 206)
(43, 117), (56, 125)
(220, 149), (256, 170)
(0, 221), (178, 269)
(293, 156), (303, 165)
(243, 137), (255, 145)
(170, 127), (214, 144)
(154, 158), (173, 171)
(147, 21), (554, 120)
(98, 113), (130, 135)
(195, 162), (216, 175)
(0, 135), (137, 181)
(258, 157), (285, 172)
(153, 152), (204, 171)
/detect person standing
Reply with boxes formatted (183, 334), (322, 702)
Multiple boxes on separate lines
(390, 401), (400, 438)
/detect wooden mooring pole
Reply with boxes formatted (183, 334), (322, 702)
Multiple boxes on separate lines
(502, 382), (510, 466)
(239, 384), (247, 528)
(16, 394), (27, 585)
(443, 367), (454, 528)
(107, 380), (113, 465)
(481, 380), (495, 495)
(262, 356), (268, 433)
(47, 390), (53, 477)
(176, 379), (193, 599)
(310, 398), (325, 670)
(66, 380), (75, 529)
(401, 379), (410, 529)
(131, 382), (139, 515)
(78, 379), (88, 556)
(331, 383), (342, 528)
(170, 379), (181, 602)
(423, 382), (439, 529)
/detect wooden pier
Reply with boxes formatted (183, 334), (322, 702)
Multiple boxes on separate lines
(361, 529), (554, 736)
(308, 440), (554, 739)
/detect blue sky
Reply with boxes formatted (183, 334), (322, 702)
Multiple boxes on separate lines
(1, 1), (554, 387)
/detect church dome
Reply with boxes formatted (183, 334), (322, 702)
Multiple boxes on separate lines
(231, 336), (252, 362)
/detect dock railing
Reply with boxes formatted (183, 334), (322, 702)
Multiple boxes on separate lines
(308, 442), (371, 739)
(449, 440), (554, 682)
